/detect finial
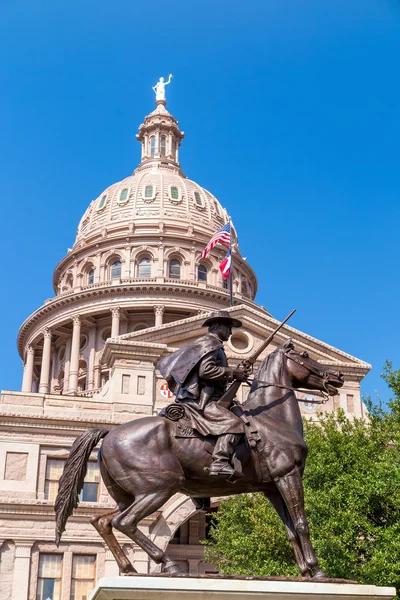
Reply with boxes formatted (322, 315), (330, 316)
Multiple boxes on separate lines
(152, 74), (173, 105)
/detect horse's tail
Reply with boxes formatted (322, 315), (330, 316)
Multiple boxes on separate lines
(55, 428), (109, 545)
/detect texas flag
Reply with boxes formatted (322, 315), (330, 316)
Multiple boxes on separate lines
(219, 248), (232, 280)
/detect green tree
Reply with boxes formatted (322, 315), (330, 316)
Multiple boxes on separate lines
(205, 362), (400, 595)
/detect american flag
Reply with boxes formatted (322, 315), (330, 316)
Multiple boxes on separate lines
(201, 222), (231, 259)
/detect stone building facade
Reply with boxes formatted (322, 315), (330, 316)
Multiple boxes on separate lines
(0, 95), (370, 600)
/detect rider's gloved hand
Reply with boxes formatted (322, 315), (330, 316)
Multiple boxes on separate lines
(232, 367), (250, 382)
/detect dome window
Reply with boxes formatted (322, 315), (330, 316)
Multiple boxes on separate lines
(138, 256), (151, 278)
(111, 260), (121, 279)
(160, 136), (166, 157)
(119, 188), (129, 203)
(197, 264), (207, 282)
(98, 194), (107, 210)
(214, 200), (221, 215)
(170, 186), (180, 201)
(194, 191), (203, 206)
(169, 258), (181, 279)
(88, 268), (95, 285)
(150, 136), (156, 156)
(144, 185), (154, 199)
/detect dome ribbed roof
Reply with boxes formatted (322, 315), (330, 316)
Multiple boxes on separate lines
(75, 165), (228, 245)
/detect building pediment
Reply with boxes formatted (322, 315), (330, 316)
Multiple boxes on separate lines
(110, 304), (371, 379)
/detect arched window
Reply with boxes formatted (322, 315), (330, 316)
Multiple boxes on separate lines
(150, 136), (156, 156)
(222, 278), (228, 290)
(119, 188), (129, 203)
(88, 268), (95, 285)
(194, 191), (203, 206)
(169, 258), (181, 279)
(197, 264), (207, 282)
(171, 139), (176, 158)
(138, 256), (151, 278)
(111, 260), (121, 279)
(160, 136), (166, 156)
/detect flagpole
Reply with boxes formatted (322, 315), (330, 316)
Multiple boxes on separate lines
(229, 218), (233, 307)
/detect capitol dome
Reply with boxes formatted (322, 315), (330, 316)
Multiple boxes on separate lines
(18, 95), (259, 397)
(75, 101), (228, 247)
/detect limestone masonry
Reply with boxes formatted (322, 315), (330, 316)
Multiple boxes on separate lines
(0, 95), (371, 600)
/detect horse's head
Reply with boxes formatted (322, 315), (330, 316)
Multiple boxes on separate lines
(279, 339), (344, 396)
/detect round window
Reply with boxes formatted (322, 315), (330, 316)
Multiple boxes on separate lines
(80, 335), (88, 351)
(228, 332), (253, 354)
(58, 346), (66, 362)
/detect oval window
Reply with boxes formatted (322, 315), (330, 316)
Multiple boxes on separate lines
(119, 188), (129, 203)
(144, 185), (153, 198)
(98, 194), (107, 209)
(170, 186), (179, 200)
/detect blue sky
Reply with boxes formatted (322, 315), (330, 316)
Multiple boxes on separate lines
(1, 0), (399, 404)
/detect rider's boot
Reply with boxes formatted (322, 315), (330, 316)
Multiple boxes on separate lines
(208, 434), (242, 478)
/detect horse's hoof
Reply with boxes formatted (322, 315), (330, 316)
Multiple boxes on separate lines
(312, 569), (327, 580)
(120, 565), (138, 576)
(163, 561), (183, 575)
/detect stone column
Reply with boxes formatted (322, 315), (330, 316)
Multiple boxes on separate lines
(22, 345), (35, 392)
(50, 344), (57, 393)
(95, 252), (101, 283)
(87, 325), (97, 391)
(157, 244), (165, 278)
(62, 336), (72, 394)
(11, 542), (33, 600)
(94, 364), (101, 390)
(189, 248), (196, 281)
(68, 315), (81, 395)
(39, 328), (52, 394)
(124, 245), (131, 278)
(111, 307), (121, 338)
(154, 305), (165, 327)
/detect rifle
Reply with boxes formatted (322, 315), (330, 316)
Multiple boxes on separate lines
(217, 309), (296, 409)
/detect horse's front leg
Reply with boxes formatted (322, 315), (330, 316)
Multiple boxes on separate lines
(265, 491), (310, 578)
(274, 468), (326, 579)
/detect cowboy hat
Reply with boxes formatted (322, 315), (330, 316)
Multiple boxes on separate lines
(202, 310), (242, 328)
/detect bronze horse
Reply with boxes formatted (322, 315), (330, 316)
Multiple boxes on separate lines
(55, 339), (343, 578)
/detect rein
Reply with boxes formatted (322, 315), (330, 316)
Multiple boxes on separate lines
(247, 349), (334, 405)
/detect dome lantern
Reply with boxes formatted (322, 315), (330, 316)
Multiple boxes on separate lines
(136, 76), (185, 172)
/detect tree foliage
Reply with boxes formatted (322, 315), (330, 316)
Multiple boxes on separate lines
(205, 361), (400, 595)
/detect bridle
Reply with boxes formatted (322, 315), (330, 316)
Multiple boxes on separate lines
(247, 348), (338, 405)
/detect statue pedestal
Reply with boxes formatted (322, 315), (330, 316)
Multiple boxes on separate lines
(89, 575), (396, 600)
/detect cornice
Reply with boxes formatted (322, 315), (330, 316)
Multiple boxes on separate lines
(17, 282), (259, 357)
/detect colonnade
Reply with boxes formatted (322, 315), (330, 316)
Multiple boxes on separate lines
(21, 304), (168, 395)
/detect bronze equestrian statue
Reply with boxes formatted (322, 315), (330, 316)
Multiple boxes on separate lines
(55, 312), (344, 579)
(158, 311), (251, 478)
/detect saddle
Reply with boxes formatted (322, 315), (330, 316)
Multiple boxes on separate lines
(161, 402), (266, 482)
